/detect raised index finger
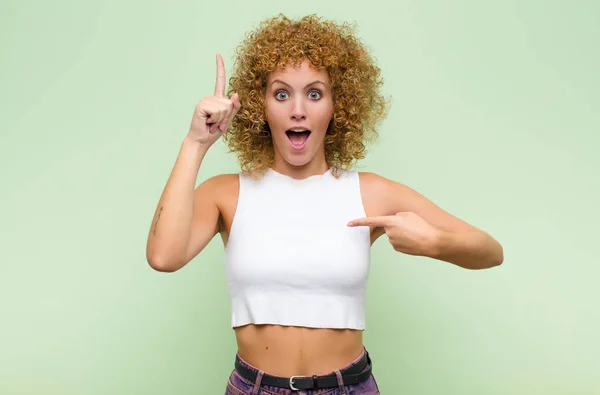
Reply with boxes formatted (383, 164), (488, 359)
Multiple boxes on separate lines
(214, 53), (226, 97)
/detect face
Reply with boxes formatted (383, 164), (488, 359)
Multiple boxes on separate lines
(265, 59), (334, 171)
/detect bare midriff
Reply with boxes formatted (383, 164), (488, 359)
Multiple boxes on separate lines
(234, 324), (364, 376)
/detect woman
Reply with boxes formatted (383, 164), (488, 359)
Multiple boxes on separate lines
(146, 14), (503, 395)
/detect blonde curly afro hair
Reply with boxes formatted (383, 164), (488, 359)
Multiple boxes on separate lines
(224, 13), (390, 176)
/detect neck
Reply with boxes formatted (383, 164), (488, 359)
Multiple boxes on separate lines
(272, 157), (329, 180)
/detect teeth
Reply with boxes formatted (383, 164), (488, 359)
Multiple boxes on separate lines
(289, 129), (309, 132)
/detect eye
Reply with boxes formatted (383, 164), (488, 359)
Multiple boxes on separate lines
(308, 90), (322, 100)
(274, 89), (322, 100)
(275, 90), (289, 100)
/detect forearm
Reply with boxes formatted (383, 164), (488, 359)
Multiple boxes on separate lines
(429, 229), (504, 270)
(146, 137), (209, 269)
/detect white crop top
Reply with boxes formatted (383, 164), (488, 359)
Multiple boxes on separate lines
(224, 167), (372, 330)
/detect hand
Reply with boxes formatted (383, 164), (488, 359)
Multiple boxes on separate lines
(347, 211), (441, 256)
(187, 54), (242, 146)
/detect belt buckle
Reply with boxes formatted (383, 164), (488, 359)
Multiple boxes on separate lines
(289, 375), (304, 390)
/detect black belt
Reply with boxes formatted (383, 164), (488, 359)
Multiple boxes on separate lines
(234, 351), (372, 391)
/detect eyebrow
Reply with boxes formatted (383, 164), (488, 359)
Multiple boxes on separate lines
(270, 79), (326, 89)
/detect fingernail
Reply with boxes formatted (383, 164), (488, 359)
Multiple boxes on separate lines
(219, 123), (226, 131)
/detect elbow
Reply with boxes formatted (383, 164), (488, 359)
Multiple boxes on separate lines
(493, 253), (504, 268)
(483, 245), (504, 269)
(146, 254), (185, 273)
(492, 243), (504, 267)
(461, 247), (504, 270)
(478, 235), (504, 269)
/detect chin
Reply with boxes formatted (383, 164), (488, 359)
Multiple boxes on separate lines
(284, 152), (313, 167)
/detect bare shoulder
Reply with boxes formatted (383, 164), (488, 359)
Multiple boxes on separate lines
(357, 171), (398, 216)
(200, 172), (239, 186)
(357, 171), (389, 193)
(358, 170), (411, 194)
(195, 172), (239, 196)
(357, 171), (477, 233)
(192, 172), (239, 217)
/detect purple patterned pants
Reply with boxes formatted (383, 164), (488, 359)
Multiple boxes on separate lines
(224, 347), (381, 395)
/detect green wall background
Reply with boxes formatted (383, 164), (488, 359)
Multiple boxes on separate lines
(1, 1), (598, 394)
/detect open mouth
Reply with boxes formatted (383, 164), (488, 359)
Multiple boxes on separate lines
(285, 129), (311, 150)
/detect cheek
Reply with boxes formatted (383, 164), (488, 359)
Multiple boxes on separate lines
(319, 99), (334, 118)
(316, 106), (334, 126)
(265, 102), (285, 125)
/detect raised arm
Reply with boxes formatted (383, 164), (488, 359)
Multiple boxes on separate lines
(146, 54), (241, 272)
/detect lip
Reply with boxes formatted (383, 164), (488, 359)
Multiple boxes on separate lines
(288, 125), (310, 131)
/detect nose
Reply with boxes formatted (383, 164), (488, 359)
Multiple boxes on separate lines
(290, 98), (306, 121)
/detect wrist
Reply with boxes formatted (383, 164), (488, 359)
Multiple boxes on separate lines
(183, 135), (211, 153)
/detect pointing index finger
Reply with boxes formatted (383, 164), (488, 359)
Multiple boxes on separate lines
(214, 53), (226, 97)
(347, 216), (394, 227)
